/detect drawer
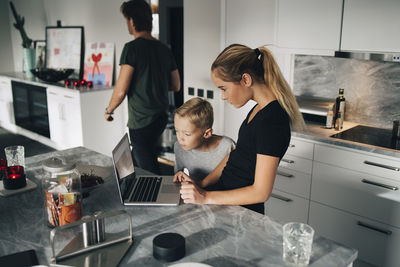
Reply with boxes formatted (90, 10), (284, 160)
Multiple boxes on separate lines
(279, 155), (312, 174)
(311, 162), (400, 228)
(47, 87), (80, 103)
(265, 189), (309, 224)
(309, 201), (400, 267)
(314, 144), (400, 181)
(286, 137), (314, 160)
(275, 167), (311, 198)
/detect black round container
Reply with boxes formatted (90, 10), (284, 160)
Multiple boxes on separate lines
(153, 232), (185, 262)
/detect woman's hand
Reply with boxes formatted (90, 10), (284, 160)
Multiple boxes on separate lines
(180, 181), (208, 204)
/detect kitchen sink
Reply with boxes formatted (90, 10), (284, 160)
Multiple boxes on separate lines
(330, 125), (400, 150)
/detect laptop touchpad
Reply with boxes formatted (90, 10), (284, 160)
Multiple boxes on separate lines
(161, 184), (179, 194)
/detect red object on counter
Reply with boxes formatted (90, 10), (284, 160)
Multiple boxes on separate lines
(0, 158), (7, 181)
(3, 165), (26, 189)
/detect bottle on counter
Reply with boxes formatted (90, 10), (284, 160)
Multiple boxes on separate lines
(333, 88), (346, 129)
(326, 105), (334, 129)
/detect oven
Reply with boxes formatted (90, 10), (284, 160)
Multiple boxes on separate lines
(11, 81), (50, 138)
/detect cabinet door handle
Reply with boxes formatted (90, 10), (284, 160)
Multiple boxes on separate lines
(357, 221), (392, 235)
(281, 159), (295, 164)
(48, 92), (57, 96)
(361, 179), (398, 191)
(289, 144), (295, 148)
(276, 171), (294, 178)
(363, 160), (400, 172)
(270, 193), (292, 202)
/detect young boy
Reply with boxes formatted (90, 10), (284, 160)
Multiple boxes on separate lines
(174, 97), (235, 181)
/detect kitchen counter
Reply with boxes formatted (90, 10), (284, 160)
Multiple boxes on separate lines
(295, 121), (400, 159)
(0, 72), (113, 93)
(0, 147), (357, 266)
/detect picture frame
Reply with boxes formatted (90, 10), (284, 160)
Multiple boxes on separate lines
(45, 26), (85, 79)
(34, 40), (46, 69)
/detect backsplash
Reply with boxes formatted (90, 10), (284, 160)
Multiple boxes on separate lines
(293, 55), (400, 129)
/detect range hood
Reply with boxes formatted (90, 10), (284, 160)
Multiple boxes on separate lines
(334, 0), (400, 63)
(334, 50), (400, 63)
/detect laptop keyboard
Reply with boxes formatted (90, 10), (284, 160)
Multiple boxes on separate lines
(130, 177), (162, 202)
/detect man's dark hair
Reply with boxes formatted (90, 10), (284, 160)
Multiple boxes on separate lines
(120, 0), (153, 32)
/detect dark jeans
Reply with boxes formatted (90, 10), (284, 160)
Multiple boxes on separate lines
(129, 114), (168, 175)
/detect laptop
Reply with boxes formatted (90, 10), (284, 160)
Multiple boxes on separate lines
(112, 133), (181, 206)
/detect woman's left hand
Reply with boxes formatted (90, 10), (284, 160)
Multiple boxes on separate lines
(180, 181), (207, 204)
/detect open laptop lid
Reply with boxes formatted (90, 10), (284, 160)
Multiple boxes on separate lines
(112, 133), (136, 203)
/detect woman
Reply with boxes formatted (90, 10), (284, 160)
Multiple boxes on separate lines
(174, 44), (304, 214)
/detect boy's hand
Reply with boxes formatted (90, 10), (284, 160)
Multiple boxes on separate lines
(173, 171), (194, 183)
(180, 181), (207, 204)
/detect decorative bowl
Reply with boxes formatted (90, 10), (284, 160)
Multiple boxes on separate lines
(30, 68), (74, 83)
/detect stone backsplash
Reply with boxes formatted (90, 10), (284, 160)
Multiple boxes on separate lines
(293, 55), (400, 129)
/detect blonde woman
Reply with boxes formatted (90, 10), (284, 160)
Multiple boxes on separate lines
(174, 44), (305, 214)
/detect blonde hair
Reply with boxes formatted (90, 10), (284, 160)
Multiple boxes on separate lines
(211, 44), (305, 131)
(175, 97), (214, 130)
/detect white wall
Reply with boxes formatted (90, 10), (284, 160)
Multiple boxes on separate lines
(0, 0), (15, 73)
(7, 0), (130, 77)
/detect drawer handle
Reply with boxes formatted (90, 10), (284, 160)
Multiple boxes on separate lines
(357, 221), (392, 235)
(361, 179), (398, 191)
(64, 95), (74, 99)
(270, 193), (292, 202)
(363, 160), (400, 172)
(48, 92), (57, 95)
(281, 159), (295, 164)
(276, 171), (294, 178)
(289, 144), (295, 148)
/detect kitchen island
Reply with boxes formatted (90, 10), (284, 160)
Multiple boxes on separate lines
(0, 147), (357, 266)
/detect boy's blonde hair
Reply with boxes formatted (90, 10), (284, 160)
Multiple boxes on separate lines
(175, 97), (213, 130)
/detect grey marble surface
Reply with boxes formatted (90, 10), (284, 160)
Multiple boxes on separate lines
(293, 55), (400, 129)
(0, 147), (357, 266)
(0, 72), (113, 93)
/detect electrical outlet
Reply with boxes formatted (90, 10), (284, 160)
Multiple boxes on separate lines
(392, 56), (400, 62)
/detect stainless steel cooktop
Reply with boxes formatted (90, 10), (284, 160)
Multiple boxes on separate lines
(330, 125), (400, 151)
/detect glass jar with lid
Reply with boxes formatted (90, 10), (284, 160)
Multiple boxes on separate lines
(42, 157), (82, 227)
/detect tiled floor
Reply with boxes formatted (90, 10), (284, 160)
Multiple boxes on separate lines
(0, 127), (55, 160)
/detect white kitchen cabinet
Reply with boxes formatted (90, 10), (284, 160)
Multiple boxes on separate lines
(47, 86), (127, 156)
(312, 161), (400, 228)
(0, 76), (15, 129)
(341, 0), (400, 52)
(276, 0), (342, 52)
(309, 201), (400, 267)
(265, 137), (314, 222)
(265, 189), (309, 223)
(47, 87), (83, 149)
(310, 143), (400, 266)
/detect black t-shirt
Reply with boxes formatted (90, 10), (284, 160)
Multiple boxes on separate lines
(120, 38), (177, 129)
(219, 100), (291, 213)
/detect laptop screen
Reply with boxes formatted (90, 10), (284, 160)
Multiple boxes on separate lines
(112, 134), (135, 180)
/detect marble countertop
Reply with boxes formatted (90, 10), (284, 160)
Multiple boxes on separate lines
(0, 72), (113, 93)
(0, 147), (357, 266)
(294, 121), (400, 159)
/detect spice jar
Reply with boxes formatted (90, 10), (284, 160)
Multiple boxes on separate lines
(42, 157), (82, 227)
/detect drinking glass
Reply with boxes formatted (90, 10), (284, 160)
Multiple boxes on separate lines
(283, 222), (314, 266)
(4, 146), (25, 167)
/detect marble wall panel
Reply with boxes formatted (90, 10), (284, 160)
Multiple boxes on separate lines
(293, 55), (400, 128)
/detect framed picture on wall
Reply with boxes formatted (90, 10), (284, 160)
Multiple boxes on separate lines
(45, 26), (85, 79)
(34, 40), (46, 69)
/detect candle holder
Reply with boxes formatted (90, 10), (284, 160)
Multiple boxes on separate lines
(3, 165), (27, 190)
(0, 158), (7, 181)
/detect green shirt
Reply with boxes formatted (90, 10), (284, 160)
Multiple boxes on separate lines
(120, 38), (177, 129)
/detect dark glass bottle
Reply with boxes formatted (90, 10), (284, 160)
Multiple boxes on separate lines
(333, 88), (345, 129)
